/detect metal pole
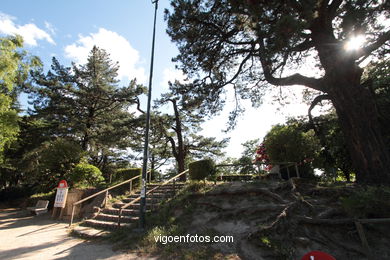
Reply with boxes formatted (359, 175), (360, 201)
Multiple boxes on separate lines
(295, 163), (300, 178)
(69, 205), (75, 227)
(139, 0), (158, 230)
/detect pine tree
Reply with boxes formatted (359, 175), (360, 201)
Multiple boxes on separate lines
(29, 46), (145, 168)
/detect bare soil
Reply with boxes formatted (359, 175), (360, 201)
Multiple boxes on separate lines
(0, 208), (153, 260)
(185, 179), (390, 260)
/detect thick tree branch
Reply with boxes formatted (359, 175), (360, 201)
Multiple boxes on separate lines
(308, 94), (330, 124)
(328, 0), (343, 18)
(291, 38), (315, 52)
(358, 30), (390, 59)
(224, 52), (252, 86)
(167, 135), (178, 159)
(258, 39), (323, 91)
(135, 97), (145, 114)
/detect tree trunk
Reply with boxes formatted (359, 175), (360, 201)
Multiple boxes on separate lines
(327, 73), (390, 184)
(171, 99), (187, 182)
(310, 18), (390, 185)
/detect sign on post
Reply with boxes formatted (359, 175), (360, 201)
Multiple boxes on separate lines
(54, 180), (68, 208)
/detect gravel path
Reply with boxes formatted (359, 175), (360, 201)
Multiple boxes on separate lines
(0, 208), (151, 260)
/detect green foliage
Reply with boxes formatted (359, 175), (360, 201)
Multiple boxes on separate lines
(28, 190), (56, 208)
(70, 162), (105, 187)
(152, 83), (229, 174)
(232, 139), (262, 174)
(29, 46), (145, 170)
(189, 159), (215, 181)
(0, 35), (41, 163)
(0, 117), (52, 189)
(0, 185), (35, 202)
(113, 168), (141, 182)
(341, 186), (390, 218)
(263, 122), (320, 164)
(310, 111), (354, 181)
(22, 138), (84, 191)
(364, 59), (390, 147)
(165, 0), (390, 185)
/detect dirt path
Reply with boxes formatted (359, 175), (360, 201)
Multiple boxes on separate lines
(0, 208), (152, 260)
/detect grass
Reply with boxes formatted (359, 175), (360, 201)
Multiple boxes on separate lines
(341, 185), (390, 218)
(106, 181), (222, 259)
(28, 190), (56, 207)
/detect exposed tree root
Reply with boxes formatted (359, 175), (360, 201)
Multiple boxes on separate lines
(190, 188), (286, 204)
(188, 181), (390, 259)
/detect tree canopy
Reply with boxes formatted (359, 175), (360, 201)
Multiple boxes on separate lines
(153, 81), (229, 178)
(0, 36), (41, 163)
(28, 46), (145, 172)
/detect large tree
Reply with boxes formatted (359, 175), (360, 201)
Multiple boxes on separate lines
(154, 82), (229, 180)
(29, 46), (145, 169)
(166, 0), (390, 184)
(0, 36), (40, 163)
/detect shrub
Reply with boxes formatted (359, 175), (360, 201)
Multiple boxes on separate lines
(0, 185), (35, 202)
(70, 163), (105, 187)
(189, 159), (215, 181)
(341, 186), (390, 218)
(113, 168), (141, 183)
(21, 138), (84, 192)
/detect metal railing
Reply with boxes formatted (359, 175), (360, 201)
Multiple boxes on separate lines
(117, 169), (188, 227)
(69, 174), (141, 227)
(215, 161), (300, 180)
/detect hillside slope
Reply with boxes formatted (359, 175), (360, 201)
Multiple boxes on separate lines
(111, 179), (390, 259)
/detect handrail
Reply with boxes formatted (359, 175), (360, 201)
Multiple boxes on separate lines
(117, 169), (188, 226)
(74, 175), (140, 206)
(215, 161), (297, 167)
(69, 174), (141, 227)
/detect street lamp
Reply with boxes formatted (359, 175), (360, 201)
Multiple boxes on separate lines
(139, 0), (159, 230)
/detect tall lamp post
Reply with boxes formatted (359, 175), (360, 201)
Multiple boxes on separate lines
(139, 0), (159, 230)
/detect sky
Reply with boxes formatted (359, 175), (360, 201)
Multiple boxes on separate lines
(0, 0), (318, 160)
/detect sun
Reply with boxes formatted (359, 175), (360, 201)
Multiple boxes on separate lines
(344, 35), (366, 51)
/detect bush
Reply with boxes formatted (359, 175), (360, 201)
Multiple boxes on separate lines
(113, 168), (141, 182)
(0, 185), (35, 202)
(189, 159), (215, 181)
(341, 186), (390, 218)
(70, 163), (105, 187)
(21, 138), (84, 192)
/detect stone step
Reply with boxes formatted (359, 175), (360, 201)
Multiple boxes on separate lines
(122, 197), (163, 203)
(126, 192), (173, 199)
(147, 184), (185, 189)
(112, 202), (157, 210)
(71, 226), (110, 239)
(95, 213), (139, 223)
(102, 207), (139, 216)
(83, 219), (132, 229)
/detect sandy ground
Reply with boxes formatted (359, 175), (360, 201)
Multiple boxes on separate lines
(0, 208), (152, 260)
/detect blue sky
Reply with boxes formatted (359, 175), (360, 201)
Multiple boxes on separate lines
(1, 0), (314, 159)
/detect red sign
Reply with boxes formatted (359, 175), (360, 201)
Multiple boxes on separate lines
(301, 251), (336, 260)
(57, 180), (68, 188)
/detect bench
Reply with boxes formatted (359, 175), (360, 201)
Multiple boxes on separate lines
(27, 200), (49, 215)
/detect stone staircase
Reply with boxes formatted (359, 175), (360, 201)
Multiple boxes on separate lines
(72, 183), (185, 237)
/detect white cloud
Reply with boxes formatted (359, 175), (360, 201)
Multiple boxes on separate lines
(64, 28), (146, 84)
(0, 12), (55, 46)
(44, 21), (56, 35)
(161, 67), (187, 88)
